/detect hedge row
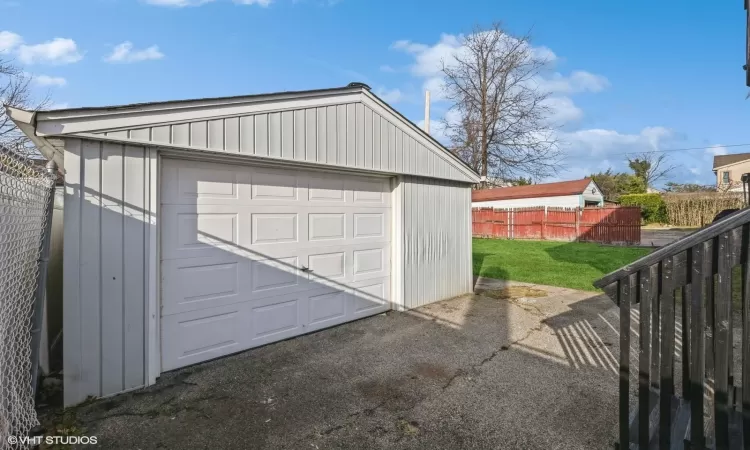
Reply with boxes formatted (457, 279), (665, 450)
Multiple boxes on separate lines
(663, 193), (744, 227)
(619, 193), (667, 224)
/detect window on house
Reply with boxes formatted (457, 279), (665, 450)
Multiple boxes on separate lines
(722, 171), (730, 184)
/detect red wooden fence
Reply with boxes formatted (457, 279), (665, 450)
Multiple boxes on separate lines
(472, 206), (641, 244)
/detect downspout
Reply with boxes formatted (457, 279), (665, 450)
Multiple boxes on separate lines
(30, 160), (58, 397)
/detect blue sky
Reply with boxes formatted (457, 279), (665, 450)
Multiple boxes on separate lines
(1, 0), (748, 186)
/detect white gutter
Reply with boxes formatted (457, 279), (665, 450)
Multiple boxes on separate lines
(4, 105), (65, 170)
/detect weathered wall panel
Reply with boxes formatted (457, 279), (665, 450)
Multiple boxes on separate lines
(401, 176), (473, 308)
(63, 138), (152, 405)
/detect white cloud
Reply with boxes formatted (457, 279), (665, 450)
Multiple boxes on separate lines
(560, 127), (673, 157)
(543, 96), (583, 125)
(18, 38), (83, 65)
(105, 42), (164, 63)
(0, 30), (22, 52)
(706, 144), (727, 156)
(535, 70), (610, 94)
(375, 87), (403, 104)
(35, 74), (66, 87)
(380, 64), (396, 73)
(689, 167), (701, 175)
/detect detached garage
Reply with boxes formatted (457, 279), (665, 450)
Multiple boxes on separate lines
(8, 83), (479, 406)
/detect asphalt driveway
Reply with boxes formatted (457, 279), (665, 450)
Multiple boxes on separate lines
(640, 228), (695, 247)
(56, 279), (624, 450)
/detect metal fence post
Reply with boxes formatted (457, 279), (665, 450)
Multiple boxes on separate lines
(29, 160), (57, 398)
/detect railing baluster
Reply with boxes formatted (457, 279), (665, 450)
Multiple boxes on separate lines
(661, 256), (675, 449)
(741, 223), (750, 450)
(653, 262), (662, 393)
(716, 231), (732, 449)
(675, 250), (691, 401)
(639, 265), (654, 449)
(706, 238), (716, 383)
(620, 276), (632, 449)
(691, 243), (706, 450)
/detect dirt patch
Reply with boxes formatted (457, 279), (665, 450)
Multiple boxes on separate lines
(395, 419), (420, 436)
(476, 286), (548, 300)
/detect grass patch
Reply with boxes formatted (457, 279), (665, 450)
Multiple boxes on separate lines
(473, 238), (652, 291)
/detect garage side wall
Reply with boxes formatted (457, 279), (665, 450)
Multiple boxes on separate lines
(62, 138), (156, 406)
(401, 176), (473, 308)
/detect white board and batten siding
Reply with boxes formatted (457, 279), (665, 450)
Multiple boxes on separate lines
(95, 101), (475, 184)
(401, 176), (472, 308)
(57, 92), (477, 406)
(63, 138), (156, 403)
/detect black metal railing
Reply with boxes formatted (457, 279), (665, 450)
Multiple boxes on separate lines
(594, 209), (750, 449)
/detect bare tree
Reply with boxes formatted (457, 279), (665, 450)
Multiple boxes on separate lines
(441, 23), (561, 188)
(1, 56), (48, 156)
(626, 151), (678, 188)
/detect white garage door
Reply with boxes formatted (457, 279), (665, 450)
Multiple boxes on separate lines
(160, 159), (392, 371)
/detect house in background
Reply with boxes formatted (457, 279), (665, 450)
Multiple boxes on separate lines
(713, 153), (750, 191)
(471, 178), (604, 209)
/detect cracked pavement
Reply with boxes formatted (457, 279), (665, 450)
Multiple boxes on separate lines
(59, 278), (623, 449)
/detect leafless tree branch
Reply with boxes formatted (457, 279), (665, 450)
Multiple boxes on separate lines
(0, 56), (49, 157)
(441, 23), (562, 187)
(627, 151), (679, 188)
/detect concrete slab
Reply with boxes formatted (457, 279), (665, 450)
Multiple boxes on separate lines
(51, 280), (625, 449)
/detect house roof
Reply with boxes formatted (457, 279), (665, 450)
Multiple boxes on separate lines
(713, 152), (750, 169)
(472, 178), (595, 202)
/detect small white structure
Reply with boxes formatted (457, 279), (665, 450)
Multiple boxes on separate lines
(472, 178), (603, 209)
(8, 83), (479, 406)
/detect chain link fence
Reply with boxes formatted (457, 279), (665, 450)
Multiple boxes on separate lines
(0, 146), (56, 448)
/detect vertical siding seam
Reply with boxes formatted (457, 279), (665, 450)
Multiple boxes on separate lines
(77, 140), (84, 400)
(142, 148), (148, 385)
(120, 144), (126, 389)
(97, 141), (104, 396)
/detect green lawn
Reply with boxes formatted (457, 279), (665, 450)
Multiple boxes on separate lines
(472, 238), (652, 292)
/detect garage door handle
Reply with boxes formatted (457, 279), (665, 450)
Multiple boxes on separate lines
(301, 266), (313, 273)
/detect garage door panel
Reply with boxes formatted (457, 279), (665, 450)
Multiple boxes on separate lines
(307, 176), (346, 202)
(161, 304), (245, 371)
(251, 212), (300, 245)
(251, 256), (306, 295)
(308, 213), (347, 242)
(161, 158), (392, 371)
(161, 256), (251, 316)
(251, 170), (300, 201)
(307, 290), (348, 327)
(161, 205), (244, 260)
(353, 212), (386, 239)
(352, 247), (388, 281)
(352, 280), (390, 317)
(161, 160), (251, 206)
(349, 178), (390, 205)
(249, 293), (305, 346)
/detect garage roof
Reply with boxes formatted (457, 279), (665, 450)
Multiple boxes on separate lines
(472, 178), (595, 202)
(6, 83), (480, 184)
